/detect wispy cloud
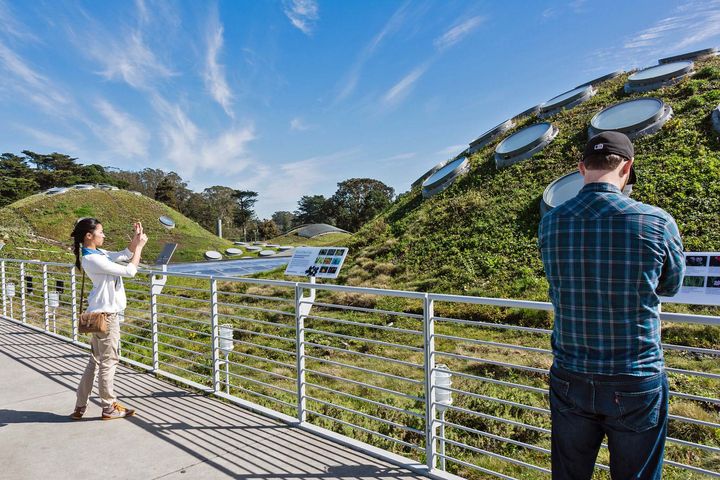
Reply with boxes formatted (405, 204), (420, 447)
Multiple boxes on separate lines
(382, 63), (429, 107)
(16, 125), (81, 154)
(0, 0), (39, 42)
(434, 15), (484, 51)
(335, 1), (411, 103)
(436, 145), (466, 157)
(290, 117), (313, 131)
(93, 99), (150, 158)
(204, 8), (234, 117)
(283, 0), (319, 35)
(0, 41), (72, 116)
(152, 94), (255, 177)
(378, 152), (416, 163)
(623, 1), (720, 53)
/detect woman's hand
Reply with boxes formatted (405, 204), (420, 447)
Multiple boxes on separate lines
(137, 233), (148, 247)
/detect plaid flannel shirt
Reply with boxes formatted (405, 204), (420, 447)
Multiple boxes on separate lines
(539, 182), (685, 375)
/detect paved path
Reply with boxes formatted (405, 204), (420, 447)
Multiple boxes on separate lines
(0, 318), (425, 480)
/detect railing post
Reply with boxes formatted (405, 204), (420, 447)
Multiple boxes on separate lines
(295, 283), (306, 423)
(150, 276), (159, 372)
(19, 262), (27, 324)
(42, 264), (50, 331)
(1, 260), (6, 318)
(210, 278), (220, 392)
(70, 267), (78, 342)
(424, 293), (437, 470)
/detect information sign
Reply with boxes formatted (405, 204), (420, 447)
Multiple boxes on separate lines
(284, 247), (348, 279)
(661, 252), (720, 306)
(156, 243), (178, 265)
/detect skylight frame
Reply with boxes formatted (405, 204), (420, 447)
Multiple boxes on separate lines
(625, 61), (694, 93)
(539, 85), (596, 118)
(494, 122), (559, 168)
(468, 119), (514, 154)
(588, 97), (673, 139)
(421, 156), (470, 198)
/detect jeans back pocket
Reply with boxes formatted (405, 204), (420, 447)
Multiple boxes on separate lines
(549, 375), (575, 413)
(615, 385), (663, 432)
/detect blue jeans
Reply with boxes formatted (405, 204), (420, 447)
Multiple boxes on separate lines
(549, 365), (668, 480)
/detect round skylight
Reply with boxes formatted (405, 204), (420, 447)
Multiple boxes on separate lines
(73, 184), (95, 190)
(659, 47), (717, 64)
(712, 104), (720, 134)
(495, 122), (559, 168)
(246, 246), (261, 252)
(253, 242), (267, 246)
(421, 156), (470, 198)
(159, 215), (175, 229)
(468, 119), (514, 153)
(514, 104), (541, 120)
(412, 159), (449, 189)
(233, 241), (248, 246)
(204, 250), (222, 261)
(541, 171), (584, 216)
(278, 246), (294, 251)
(625, 61), (693, 93)
(539, 85), (595, 118)
(266, 244), (280, 248)
(259, 250), (275, 257)
(589, 97), (673, 139)
(577, 71), (624, 88)
(45, 187), (69, 196)
(226, 248), (243, 256)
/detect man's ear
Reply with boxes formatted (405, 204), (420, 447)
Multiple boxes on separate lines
(621, 158), (634, 177)
(578, 161), (586, 176)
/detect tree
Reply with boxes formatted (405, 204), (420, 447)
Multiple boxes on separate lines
(258, 219), (281, 240)
(327, 178), (394, 232)
(294, 195), (329, 225)
(232, 190), (258, 239)
(271, 211), (296, 233)
(155, 177), (178, 209)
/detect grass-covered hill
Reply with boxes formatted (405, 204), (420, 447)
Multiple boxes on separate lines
(344, 55), (720, 301)
(0, 189), (234, 263)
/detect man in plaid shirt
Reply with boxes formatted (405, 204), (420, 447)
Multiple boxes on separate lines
(539, 131), (685, 480)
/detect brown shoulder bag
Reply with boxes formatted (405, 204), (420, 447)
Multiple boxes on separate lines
(78, 270), (108, 334)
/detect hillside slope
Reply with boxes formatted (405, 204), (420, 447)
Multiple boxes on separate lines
(346, 56), (720, 299)
(0, 189), (234, 263)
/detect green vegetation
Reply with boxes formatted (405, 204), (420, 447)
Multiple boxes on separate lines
(0, 189), (235, 263)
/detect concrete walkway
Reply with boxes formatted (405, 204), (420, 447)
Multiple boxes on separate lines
(0, 318), (425, 480)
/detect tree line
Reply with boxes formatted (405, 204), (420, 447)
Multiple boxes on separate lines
(0, 151), (395, 240)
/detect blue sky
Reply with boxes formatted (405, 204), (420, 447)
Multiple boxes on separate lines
(1, 0), (720, 217)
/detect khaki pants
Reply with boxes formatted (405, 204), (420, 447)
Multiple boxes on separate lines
(75, 313), (120, 409)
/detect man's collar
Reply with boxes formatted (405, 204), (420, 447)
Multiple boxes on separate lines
(579, 182), (622, 194)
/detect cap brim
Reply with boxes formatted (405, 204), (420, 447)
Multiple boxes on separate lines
(628, 165), (637, 185)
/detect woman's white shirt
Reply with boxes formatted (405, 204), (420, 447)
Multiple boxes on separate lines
(81, 248), (136, 315)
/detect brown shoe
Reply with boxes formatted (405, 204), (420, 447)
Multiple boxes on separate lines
(70, 406), (86, 420)
(102, 402), (136, 420)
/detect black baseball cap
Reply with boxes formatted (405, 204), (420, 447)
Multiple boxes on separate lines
(583, 131), (637, 184)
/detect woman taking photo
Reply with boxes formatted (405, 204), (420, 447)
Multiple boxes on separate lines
(69, 218), (148, 420)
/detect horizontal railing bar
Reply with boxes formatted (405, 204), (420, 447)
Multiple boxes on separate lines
(306, 369), (424, 402)
(226, 326), (295, 343)
(306, 409), (423, 451)
(304, 327), (423, 352)
(305, 300), (424, 319)
(227, 384), (297, 410)
(439, 419), (550, 454)
(230, 350), (296, 369)
(216, 301), (295, 317)
(663, 460), (720, 478)
(157, 350), (211, 369)
(437, 454), (518, 480)
(304, 341), (422, 369)
(439, 436), (551, 474)
(663, 343), (720, 356)
(670, 391), (719, 405)
(666, 366), (720, 380)
(217, 289), (294, 303)
(155, 301), (211, 314)
(445, 404), (550, 434)
(660, 312), (720, 327)
(159, 284), (211, 293)
(156, 330), (207, 348)
(157, 342), (209, 358)
(434, 333), (551, 355)
(121, 347), (153, 359)
(440, 368), (549, 395)
(305, 354), (424, 385)
(122, 313), (152, 323)
(431, 293), (554, 311)
(156, 321), (211, 338)
(232, 339), (296, 356)
(223, 371), (296, 396)
(121, 322), (153, 334)
(225, 360), (296, 382)
(666, 436), (720, 454)
(438, 386), (550, 415)
(668, 414), (720, 429)
(157, 311), (211, 326)
(306, 382), (424, 418)
(306, 395), (424, 435)
(298, 281), (426, 300)
(305, 313), (422, 335)
(217, 312), (295, 330)
(156, 292), (211, 303)
(119, 330), (151, 343)
(119, 339), (153, 351)
(436, 350), (549, 375)
(435, 315), (552, 334)
(156, 359), (211, 378)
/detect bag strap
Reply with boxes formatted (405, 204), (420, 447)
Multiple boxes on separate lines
(79, 269), (86, 315)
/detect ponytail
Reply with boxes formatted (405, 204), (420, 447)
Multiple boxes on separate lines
(70, 218), (101, 270)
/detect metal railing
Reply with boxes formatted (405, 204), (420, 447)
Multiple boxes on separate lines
(1, 258), (718, 479)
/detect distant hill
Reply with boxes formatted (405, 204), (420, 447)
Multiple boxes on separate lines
(0, 189), (234, 263)
(342, 55), (720, 299)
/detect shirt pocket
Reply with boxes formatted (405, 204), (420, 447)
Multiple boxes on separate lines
(614, 385), (663, 432)
(549, 375), (575, 413)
